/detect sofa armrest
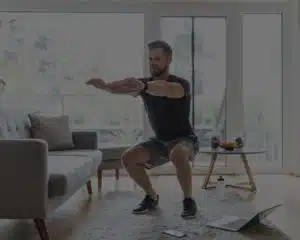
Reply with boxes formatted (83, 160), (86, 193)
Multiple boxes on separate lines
(0, 139), (48, 219)
(72, 131), (98, 150)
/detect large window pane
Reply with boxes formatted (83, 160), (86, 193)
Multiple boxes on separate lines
(62, 94), (143, 144)
(161, 17), (226, 165)
(242, 14), (282, 165)
(0, 13), (144, 144)
(5, 94), (62, 115)
(194, 18), (226, 148)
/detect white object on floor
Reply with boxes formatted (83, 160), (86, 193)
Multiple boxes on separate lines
(206, 204), (282, 232)
(216, 176), (225, 201)
(199, 189), (208, 218)
(162, 229), (187, 238)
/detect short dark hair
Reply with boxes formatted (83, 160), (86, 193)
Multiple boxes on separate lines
(148, 40), (172, 57)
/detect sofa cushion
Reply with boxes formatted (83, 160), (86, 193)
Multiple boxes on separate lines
(29, 114), (74, 151)
(98, 145), (129, 161)
(49, 149), (103, 171)
(47, 155), (96, 198)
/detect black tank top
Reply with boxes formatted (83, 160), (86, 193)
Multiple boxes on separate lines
(140, 74), (194, 141)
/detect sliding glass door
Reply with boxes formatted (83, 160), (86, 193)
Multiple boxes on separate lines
(145, 3), (288, 173)
(161, 17), (227, 167)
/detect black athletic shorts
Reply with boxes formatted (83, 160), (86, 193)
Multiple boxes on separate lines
(134, 135), (199, 169)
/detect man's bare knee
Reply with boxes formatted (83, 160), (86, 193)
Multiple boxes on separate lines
(121, 146), (150, 167)
(169, 143), (192, 168)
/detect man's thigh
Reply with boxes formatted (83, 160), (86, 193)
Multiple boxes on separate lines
(133, 135), (199, 169)
(134, 138), (170, 169)
(167, 135), (200, 158)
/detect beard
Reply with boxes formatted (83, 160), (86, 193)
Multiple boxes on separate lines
(150, 65), (168, 78)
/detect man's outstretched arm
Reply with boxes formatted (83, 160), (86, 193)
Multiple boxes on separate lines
(104, 77), (189, 99)
(144, 79), (189, 99)
(86, 77), (189, 99)
(86, 78), (142, 96)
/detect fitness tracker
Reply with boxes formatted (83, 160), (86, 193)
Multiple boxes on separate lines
(141, 81), (148, 93)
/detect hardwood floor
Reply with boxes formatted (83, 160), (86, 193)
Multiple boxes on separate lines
(0, 175), (299, 239)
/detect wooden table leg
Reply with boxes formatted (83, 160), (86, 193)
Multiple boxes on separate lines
(86, 180), (92, 195)
(115, 168), (120, 180)
(225, 154), (257, 192)
(97, 169), (103, 191)
(240, 153), (257, 192)
(202, 153), (218, 189)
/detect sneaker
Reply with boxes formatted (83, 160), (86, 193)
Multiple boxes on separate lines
(181, 198), (197, 219)
(132, 195), (159, 214)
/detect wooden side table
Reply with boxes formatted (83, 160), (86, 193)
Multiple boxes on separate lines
(97, 144), (130, 190)
(199, 148), (266, 192)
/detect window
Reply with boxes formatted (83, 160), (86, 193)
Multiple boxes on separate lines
(0, 4), (288, 173)
(0, 13), (145, 144)
(161, 17), (226, 165)
(194, 18), (226, 150)
(242, 14), (282, 166)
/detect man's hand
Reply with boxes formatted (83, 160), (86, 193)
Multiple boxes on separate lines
(86, 78), (106, 89)
(85, 77), (145, 96)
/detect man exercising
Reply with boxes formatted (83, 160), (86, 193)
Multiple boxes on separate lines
(86, 40), (199, 219)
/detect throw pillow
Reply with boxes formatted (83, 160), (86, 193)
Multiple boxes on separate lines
(28, 114), (74, 151)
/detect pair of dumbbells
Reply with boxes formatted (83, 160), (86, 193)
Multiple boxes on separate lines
(211, 137), (244, 150)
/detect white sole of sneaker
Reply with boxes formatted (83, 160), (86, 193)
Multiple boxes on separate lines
(182, 214), (197, 219)
(132, 207), (158, 215)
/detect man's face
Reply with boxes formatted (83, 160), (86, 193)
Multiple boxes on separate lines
(149, 48), (171, 77)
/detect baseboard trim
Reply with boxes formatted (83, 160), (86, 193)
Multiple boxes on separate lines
(287, 172), (300, 177)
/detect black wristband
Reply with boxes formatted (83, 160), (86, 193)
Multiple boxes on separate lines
(141, 82), (148, 93)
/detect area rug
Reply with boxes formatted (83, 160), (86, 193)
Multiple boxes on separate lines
(74, 190), (291, 240)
